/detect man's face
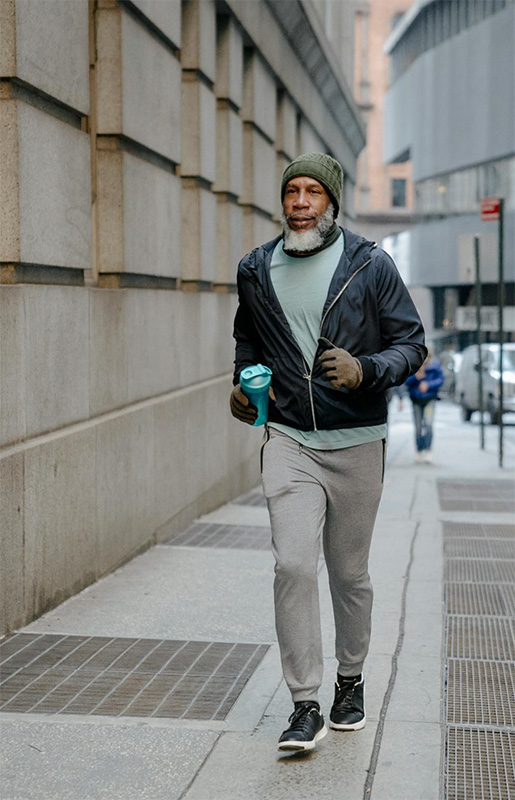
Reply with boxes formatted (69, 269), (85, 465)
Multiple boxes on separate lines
(283, 176), (331, 232)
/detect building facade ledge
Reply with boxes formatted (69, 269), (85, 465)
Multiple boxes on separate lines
(260, 0), (366, 157)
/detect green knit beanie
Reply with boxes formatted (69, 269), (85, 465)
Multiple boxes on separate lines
(281, 152), (343, 215)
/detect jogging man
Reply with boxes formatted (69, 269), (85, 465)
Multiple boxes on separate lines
(230, 153), (426, 751)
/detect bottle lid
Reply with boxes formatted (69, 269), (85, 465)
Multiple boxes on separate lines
(240, 364), (272, 391)
(241, 364), (272, 380)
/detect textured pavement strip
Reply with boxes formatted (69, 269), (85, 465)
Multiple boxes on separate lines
(441, 505), (515, 797)
(1, 402), (514, 800)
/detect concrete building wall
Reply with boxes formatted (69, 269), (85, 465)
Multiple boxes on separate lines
(0, 0), (364, 634)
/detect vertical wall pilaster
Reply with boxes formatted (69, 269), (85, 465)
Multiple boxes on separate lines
(213, 13), (244, 283)
(180, 0), (217, 283)
(239, 48), (278, 252)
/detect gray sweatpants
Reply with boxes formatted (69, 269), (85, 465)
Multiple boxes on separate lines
(261, 428), (385, 703)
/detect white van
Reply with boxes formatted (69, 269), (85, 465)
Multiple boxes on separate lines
(456, 343), (515, 424)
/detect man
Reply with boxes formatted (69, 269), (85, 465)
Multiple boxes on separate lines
(230, 153), (426, 752)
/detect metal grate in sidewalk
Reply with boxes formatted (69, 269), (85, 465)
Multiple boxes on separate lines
(446, 659), (515, 727)
(444, 538), (514, 560)
(446, 727), (515, 800)
(438, 479), (515, 513)
(443, 522), (515, 540)
(445, 583), (514, 617)
(0, 634), (269, 720)
(445, 559), (515, 584)
(446, 616), (514, 661)
(163, 521), (271, 550)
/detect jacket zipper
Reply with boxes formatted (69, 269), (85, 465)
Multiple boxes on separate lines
(319, 258), (372, 333)
(302, 358), (317, 430)
(302, 257), (373, 431)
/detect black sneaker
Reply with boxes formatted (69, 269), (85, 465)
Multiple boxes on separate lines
(329, 674), (366, 731)
(278, 701), (328, 751)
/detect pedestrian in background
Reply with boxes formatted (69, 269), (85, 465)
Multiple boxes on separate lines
(230, 152), (426, 752)
(390, 384), (405, 412)
(385, 384), (405, 439)
(405, 350), (444, 463)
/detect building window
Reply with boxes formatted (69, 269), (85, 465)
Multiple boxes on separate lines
(391, 178), (407, 207)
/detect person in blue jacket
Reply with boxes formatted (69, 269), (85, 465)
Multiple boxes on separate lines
(405, 350), (444, 463)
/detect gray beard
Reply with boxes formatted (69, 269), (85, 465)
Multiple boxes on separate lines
(281, 203), (335, 253)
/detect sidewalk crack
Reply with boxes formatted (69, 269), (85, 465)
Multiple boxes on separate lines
(177, 731), (223, 800)
(362, 521), (421, 799)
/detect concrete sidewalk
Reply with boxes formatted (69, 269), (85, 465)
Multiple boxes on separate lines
(1, 402), (514, 800)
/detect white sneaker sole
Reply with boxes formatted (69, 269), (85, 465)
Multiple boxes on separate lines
(277, 723), (328, 752)
(329, 715), (366, 731)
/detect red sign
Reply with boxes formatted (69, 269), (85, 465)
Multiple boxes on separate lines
(481, 197), (501, 221)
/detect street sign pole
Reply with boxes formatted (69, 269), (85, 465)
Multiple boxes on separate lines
(474, 235), (485, 449)
(480, 196), (504, 468)
(498, 198), (504, 468)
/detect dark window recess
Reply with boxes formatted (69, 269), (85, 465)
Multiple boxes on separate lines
(391, 178), (407, 207)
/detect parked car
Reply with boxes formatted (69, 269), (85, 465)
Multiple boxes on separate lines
(439, 349), (463, 399)
(455, 343), (515, 425)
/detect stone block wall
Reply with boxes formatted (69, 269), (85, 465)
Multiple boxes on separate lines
(0, 0), (365, 634)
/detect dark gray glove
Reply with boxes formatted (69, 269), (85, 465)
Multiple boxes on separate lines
(318, 348), (363, 390)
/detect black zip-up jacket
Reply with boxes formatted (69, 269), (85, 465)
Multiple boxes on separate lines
(233, 228), (427, 431)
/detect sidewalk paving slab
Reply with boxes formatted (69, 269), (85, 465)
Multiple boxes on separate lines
(1, 718), (220, 800)
(183, 723), (379, 800)
(22, 547), (277, 644)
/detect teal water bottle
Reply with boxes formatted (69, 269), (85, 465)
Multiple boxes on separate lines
(240, 364), (273, 427)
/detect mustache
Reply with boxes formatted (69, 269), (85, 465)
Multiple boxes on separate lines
(286, 212), (317, 221)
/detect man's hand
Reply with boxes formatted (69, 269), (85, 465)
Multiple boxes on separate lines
(230, 384), (258, 424)
(318, 348), (363, 390)
(230, 384), (276, 424)
(418, 380), (429, 393)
